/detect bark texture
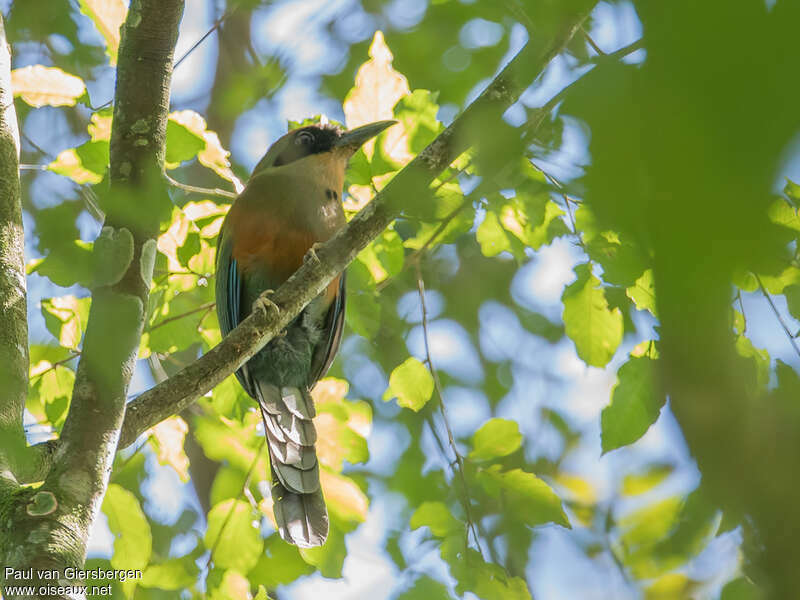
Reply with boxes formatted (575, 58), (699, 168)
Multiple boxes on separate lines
(0, 2), (185, 598)
(0, 12), (26, 484)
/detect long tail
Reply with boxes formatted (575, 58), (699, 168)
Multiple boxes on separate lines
(255, 381), (328, 547)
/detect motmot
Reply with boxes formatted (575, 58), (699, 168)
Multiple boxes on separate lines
(215, 119), (395, 547)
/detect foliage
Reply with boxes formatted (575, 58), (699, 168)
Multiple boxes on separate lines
(8, 0), (800, 598)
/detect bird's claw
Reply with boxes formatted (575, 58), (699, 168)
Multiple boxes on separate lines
(253, 289), (280, 317)
(303, 242), (324, 265)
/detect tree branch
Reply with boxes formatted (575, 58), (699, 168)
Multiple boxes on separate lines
(0, 12), (27, 479)
(114, 1), (597, 450)
(1, 2), (186, 591)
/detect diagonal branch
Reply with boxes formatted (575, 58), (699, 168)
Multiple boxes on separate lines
(113, 0), (597, 451)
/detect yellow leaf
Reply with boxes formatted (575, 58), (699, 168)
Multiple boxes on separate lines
(157, 208), (191, 269)
(149, 416), (190, 482)
(44, 296), (88, 349)
(79, 0), (127, 66)
(311, 378), (349, 405)
(48, 148), (103, 185)
(343, 184), (373, 213)
(343, 31), (411, 164)
(645, 573), (696, 599)
(258, 497), (276, 529)
(314, 413), (348, 470)
(168, 110), (244, 192)
(12, 65), (85, 108)
(555, 473), (596, 505)
(320, 470), (368, 524)
(88, 112), (112, 142)
(313, 377), (372, 439)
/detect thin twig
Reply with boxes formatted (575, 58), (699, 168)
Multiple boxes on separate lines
(165, 173), (237, 200)
(29, 351), (81, 381)
(206, 437), (265, 568)
(415, 262), (486, 559)
(174, 5), (238, 70)
(754, 274), (800, 359)
(598, 38), (645, 63)
(148, 301), (216, 332)
(535, 165), (586, 251)
(582, 27), (606, 56)
(21, 131), (53, 159)
(735, 289), (747, 334)
(524, 37), (644, 144)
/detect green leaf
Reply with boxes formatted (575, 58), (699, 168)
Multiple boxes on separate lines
(49, 140), (109, 184)
(166, 119), (206, 165)
(626, 268), (657, 315)
(601, 354), (665, 453)
(721, 577), (764, 600)
(249, 534), (314, 589)
(103, 484), (152, 571)
(355, 229), (405, 284)
(784, 284), (800, 321)
(621, 464), (673, 496)
(210, 466), (247, 507)
(193, 412), (264, 473)
(383, 357), (434, 411)
(32, 240), (94, 288)
(141, 555), (199, 590)
(148, 292), (206, 354)
(562, 263), (623, 367)
(410, 501), (461, 537)
(345, 289), (382, 339)
(177, 231), (202, 268)
(397, 576), (453, 600)
(28, 362), (75, 429)
(768, 197), (800, 232)
(41, 296), (91, 350)
(500, 193), (567, 252)
(476, 211), (512, 257)
(734, 335), (770, 390)
(469, 418), (522, 461)
(299, 524), (346, 578)
(440, 538), (532, 600)
(255, 586), (271, 600)
(204, 499), (263, 573)
(477, 466), (569, 528)
(394, 89), (442, 153)
(620, 496), (682, 548)
(92, 226), (134, 287)
(207, 569), (250, 600)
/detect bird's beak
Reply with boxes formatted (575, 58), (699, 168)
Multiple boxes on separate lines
(334, 120), (397, 152)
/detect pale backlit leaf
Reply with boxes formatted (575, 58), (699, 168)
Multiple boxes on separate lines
(11, 65), (86, 107)
(79, 0), (126, 65)
(320, 469), (369, 524)
(169, 110), (244, 192)
(149, 416), (191, 482)
(343, 31), (411, 164)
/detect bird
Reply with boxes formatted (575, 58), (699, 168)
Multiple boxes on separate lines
(215, 119), (395, 547)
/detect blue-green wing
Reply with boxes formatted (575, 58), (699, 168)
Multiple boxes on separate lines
(308, 273), (346, 386)
(215, 221), (253, 396)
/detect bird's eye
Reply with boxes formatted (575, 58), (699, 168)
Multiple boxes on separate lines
(295, 131), (315, 146)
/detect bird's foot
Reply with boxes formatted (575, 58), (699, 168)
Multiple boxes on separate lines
(253, 289), (280, 317)
(303, 242), (324, 265)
